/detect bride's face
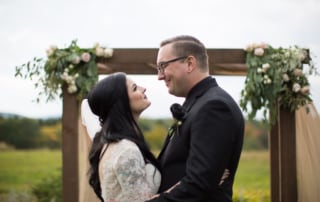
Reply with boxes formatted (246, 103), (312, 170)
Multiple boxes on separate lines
(126, 77), (151, 116)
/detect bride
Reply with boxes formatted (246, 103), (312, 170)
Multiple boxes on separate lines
(85, 72), (161, 202)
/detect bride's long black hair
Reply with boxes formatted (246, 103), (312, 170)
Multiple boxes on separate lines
(87, 72), (160, 201)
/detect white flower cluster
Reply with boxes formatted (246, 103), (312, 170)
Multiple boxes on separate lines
(245, 42), (269, 56)
(16, 40), (114, 102)
(94, 42), (114, 58)
(60, 65), (79, 93)
(256, 63), (272, 84)
(246, 43), (310, 93)
(242, 42), (316, 125)
(45, 42), (114, 95)
(281, 48), (310, 95)
(285, 69), (310, 95)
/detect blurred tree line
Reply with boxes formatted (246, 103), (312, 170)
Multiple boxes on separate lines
(0, 113), (268, 151)
(0, 114), (61, 149)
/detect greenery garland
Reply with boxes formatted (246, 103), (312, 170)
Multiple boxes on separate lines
(15, 40), (113, 102)
(240, 43), (318, 126)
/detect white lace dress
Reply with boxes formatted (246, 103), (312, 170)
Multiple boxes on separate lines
(99, 139), (161, 202)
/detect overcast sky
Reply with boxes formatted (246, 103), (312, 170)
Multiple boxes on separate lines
(0, 0), (319, 119)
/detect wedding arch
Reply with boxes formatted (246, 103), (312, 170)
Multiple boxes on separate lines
(16, 43), (317, 202)
(62, 48), (298, 202)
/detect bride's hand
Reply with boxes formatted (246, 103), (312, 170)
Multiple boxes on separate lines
(165, 181), (181, 193)
(148, 194), (159, 199)
(219, 169), (230, 185)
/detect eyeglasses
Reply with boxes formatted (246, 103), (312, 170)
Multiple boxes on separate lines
(156, 56), (188, 74)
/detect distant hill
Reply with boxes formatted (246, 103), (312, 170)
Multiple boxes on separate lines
(0, 112), (25, 119)
(0, 112), (61, 120)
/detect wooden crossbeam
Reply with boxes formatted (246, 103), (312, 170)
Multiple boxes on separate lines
(97, 48), (247, 76)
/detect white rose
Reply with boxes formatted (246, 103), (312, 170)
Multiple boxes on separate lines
(282, 74), (290, 82)
(245, 44), (254, 52)
(104, 48), (114, 58)
(95, 47), (105, 57)
(257, 68), (263, 73)
(293, 68), (303, 77)
(72, 55), (81, 64)
(292, 83), (301, 93)
(262, 63), (270, 70)
(81, 52), (91, 62)
(68, 84), (77, 93)
(254, 48), (264, 56)
(267, 78), (272, 84)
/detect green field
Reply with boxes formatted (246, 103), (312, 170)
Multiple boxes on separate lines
(0, 149), (270, 201)
(0, 150), (61, 193)
(233, 151), (270, 201)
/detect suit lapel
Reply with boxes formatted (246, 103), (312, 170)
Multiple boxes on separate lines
(157, 77), (217, 160)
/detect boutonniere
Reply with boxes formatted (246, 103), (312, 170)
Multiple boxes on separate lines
(168, 103), (187, 139)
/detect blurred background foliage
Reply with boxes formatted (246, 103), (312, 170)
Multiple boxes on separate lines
(0, 113), (269, 151)
(0, 113), (270, 201)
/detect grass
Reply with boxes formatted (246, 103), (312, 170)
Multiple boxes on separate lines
(233, 150), (270, 201)
(0, 149), (270, 201)
(0, 149), (61, 193)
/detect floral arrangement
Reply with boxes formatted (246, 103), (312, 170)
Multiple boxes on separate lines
(240, 42), (317, 125)
(15, 40), (113, 102)
(168, 103), (187, 139)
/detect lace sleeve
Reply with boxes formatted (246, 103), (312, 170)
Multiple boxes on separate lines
(113, 146), (158, 202)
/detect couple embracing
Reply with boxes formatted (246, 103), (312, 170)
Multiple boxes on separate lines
(83, 35), (244, 202)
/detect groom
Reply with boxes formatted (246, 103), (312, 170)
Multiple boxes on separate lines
(147, 35), (244, 201)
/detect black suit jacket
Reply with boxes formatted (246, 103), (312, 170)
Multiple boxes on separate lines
(147, 77), (244, 202)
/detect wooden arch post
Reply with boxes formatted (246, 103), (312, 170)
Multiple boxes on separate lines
(62, 86), (80, 202)
(61, 48), (298, 202)
(270, 105), (297, 202)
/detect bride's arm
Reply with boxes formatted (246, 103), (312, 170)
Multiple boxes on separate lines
(113, 146), (158, 202)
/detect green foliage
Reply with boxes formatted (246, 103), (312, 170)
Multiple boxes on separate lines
(139, 118), (172, 153)
(39, 124), (62, 149)
(144, 125), (168, 153)
(0, 117), (62, 149)
(38, 117), (61, 126)
(243, 120), (269, 150)
(15, 40), (113, 102)
(0, 117), (40, 149)
(240, 43), (318, 126)
(32, 170), (61, 202)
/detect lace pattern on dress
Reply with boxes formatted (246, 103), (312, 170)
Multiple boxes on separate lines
(100, 139), (160, 202)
